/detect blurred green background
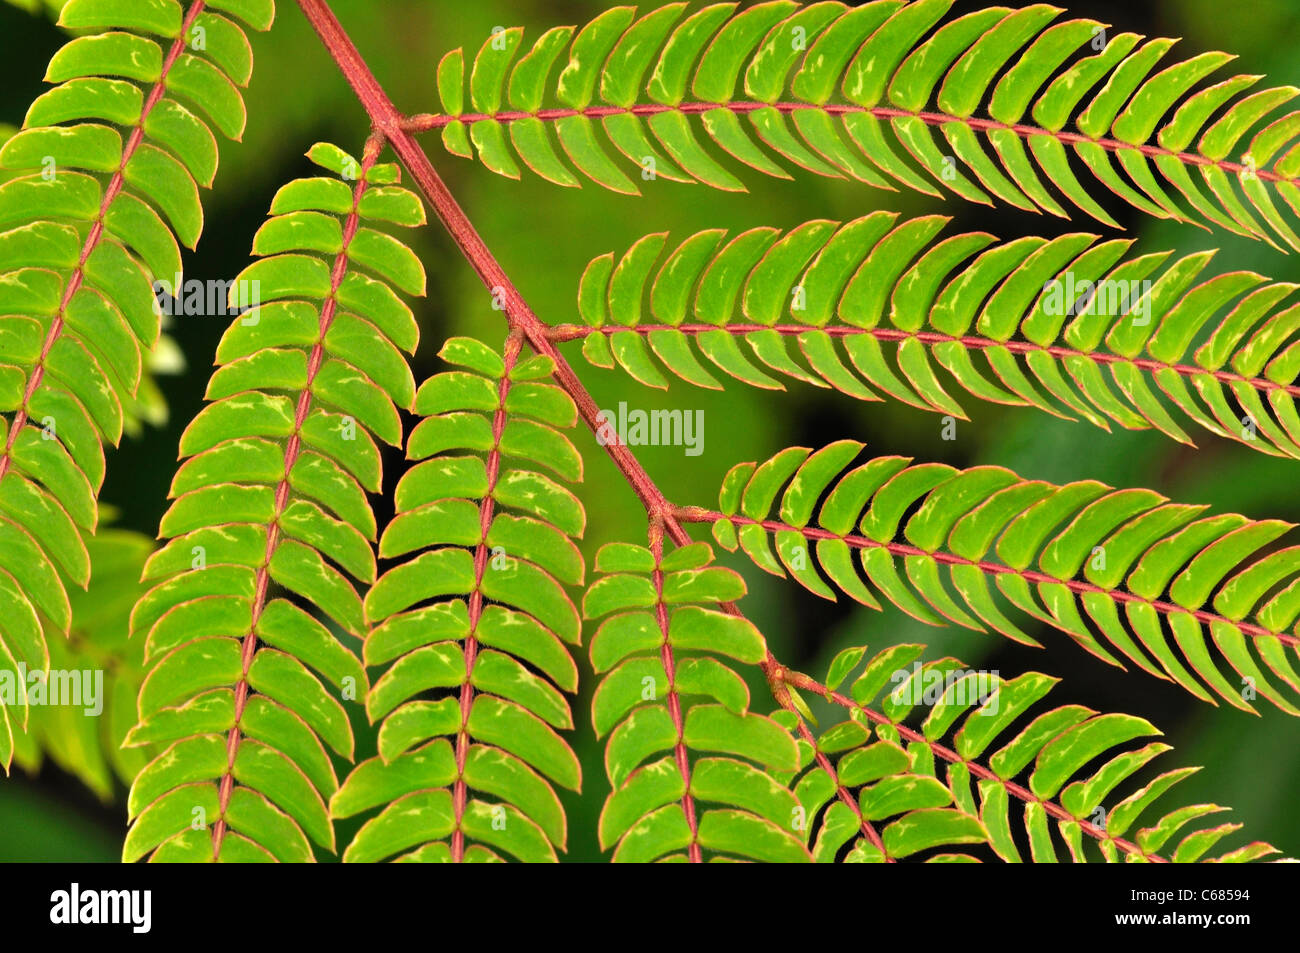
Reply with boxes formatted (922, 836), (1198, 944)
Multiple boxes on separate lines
(0, 0), (1297, 861)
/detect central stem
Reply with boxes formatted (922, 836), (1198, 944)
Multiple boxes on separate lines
(294, 0), (1177, 863)
(296, 0), (671, 521)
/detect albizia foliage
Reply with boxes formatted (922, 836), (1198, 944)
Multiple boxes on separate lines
(780, 645), (1280, 862)
(693, 441), (1300, 717)
(420, 1), (1300, 251)
(0, 0), (273, 768)
(565, 217), (1300, 461)
(124, 141), (425, 862)
(0, 0), (1295, 863)
(335, 337), (585, 863)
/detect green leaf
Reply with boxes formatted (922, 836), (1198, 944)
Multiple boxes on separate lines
(883, 809), (987, 858)
(706, 441), (1300, 717)
(683, 706), (798, 771)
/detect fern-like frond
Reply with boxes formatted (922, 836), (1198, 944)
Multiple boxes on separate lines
(0, 0), (273, 768)
(418, 1), (1300, 250)
(777, 644), (1283, 862)
(1, 121), (187, 440)
(681, 440), (1300, 716)
(123, 141), (424, 863)
(563, 216), (1300, 460)
(584, 538), (811, 862)
(7, 525), (155, 797)
(335, 337), (585, 863)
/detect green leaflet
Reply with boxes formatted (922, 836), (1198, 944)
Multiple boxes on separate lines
(5, 527), (156, 796)
(125, 142), (424, 863)
(570, 217), (1300, 463)
(423, 3), (1300, 250)
(0, 0), (275, 771)
(39, 0), (1288, 871)
(584, 539), (807, 862)
(785, 646), (1277, 863)
(339, 335), (585, 863)
(708, 441), (1300, 717)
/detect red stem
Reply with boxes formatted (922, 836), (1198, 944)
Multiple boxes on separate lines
(794, 716), (891, 861)
(296, 0), (670, 520)
(675, 508), (1300, 650)
(450, 332), (523, 861)
(402, 100), (1300, 188)
(649, 521), (703, 862)
(780, 668), (1167, 863)
(549, 323), (1300, 401)
(210, 135), (382, 859)
(295, 0), (1190, 863)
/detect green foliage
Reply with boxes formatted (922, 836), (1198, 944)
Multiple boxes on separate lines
(1, 0), (1297, 864)
(337, 337), (585, 863)
(571, 217), (1300, 460)
(110, 3), (1300, 864)
(426, 0), (1300, 252)
(706, 441), (1300, 716)
(122, 141), (423, 862)
(0, 0), (272, 773)
(584, 539), (809, 862)
(786, 645), (1281, 862)
(8, 524), (155, 797)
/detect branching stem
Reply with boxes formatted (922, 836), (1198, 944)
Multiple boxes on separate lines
(780, 669), (1167, 863)
(295, 0), (1181, 863)
(450, 331), (523, 861)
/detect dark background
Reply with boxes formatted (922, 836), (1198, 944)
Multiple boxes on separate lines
(0, 0), (1296, 861)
